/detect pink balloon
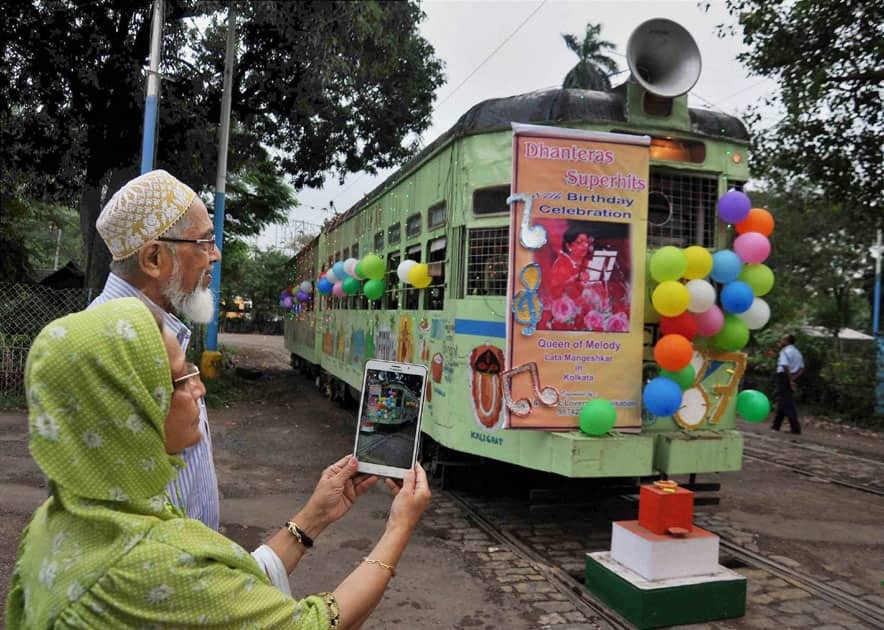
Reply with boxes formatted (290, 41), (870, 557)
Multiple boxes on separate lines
(733, 232), (771, 264)
(694, 304), (724, 336)
(332, 281), (346, 298)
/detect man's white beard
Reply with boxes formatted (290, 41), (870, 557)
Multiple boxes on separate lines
(163, 269), (216, 324)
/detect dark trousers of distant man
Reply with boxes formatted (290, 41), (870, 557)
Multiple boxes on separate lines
(772, 372), (801, 434)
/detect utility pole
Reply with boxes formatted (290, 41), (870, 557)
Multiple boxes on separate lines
(204, 3), (237, 368)
(140, 0), (164, 173)
(869, 229), (883, 415)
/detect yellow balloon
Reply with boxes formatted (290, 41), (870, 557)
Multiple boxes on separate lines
(412, 275), (432, 289)
(683, 246), (713, 279)
(652, 281), (690, 317)
(407, 263), (430, 286)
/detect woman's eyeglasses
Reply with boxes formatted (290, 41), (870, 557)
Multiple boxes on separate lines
(157, 235), (216, 253)
(173, 364), (201, 387)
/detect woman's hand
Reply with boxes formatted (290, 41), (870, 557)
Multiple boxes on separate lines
(299, 455), (379, 535)
(384, 463), (431, 534)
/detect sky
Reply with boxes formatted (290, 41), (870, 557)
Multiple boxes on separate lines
(257, 0), (779, 250)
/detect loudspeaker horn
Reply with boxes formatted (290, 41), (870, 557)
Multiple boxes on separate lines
(626, 18), (701, 98)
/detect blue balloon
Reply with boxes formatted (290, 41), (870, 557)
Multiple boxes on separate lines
(710, 250), (743, 284)
(333, 261), (348, 280)
(720, 280), (754, 314)
(317, 278), (334, 294)
(643, 377), (683, 417)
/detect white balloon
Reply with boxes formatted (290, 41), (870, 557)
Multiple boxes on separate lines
(325, 268), (338, 283)
(299, 280), (313, 294)
(397, 259), (417, 283)
(686, 279), (716, 313)
(737, 298), (770, 330)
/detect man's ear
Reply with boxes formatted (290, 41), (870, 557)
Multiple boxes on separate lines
(138, 242), (167, 279)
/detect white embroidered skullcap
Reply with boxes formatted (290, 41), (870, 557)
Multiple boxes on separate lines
(97, 170), (198, 260)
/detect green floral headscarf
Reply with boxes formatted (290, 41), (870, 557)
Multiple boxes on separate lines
(7, 299), (333, 629)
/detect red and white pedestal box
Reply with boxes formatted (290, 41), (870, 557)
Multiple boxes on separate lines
(638, 484), (694, 535)
(610, 520), (720, 581)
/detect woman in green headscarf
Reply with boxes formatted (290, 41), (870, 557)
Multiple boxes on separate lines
(6, 298), (431, 629)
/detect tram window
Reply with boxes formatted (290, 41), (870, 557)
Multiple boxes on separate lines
(406, 213), (422, 239)
(473, 185), (510, 215)
(403, 247), (421, 310)
(649, 137), (706, 163)
(351, 243), (359, 259)
(427, 201), (446, 229)
(427, 237), (446, 311)
(374, 231), (385, 251)
(341, 247), (348, 261)
(385, 252), (401, 310)
(467, 227), (509, 296)
(388, 223), (401, 245)
(647, 172), (718, 248)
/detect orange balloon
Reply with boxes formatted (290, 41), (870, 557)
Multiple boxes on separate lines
(654, 334), (694, 371)
(735, 208), (775, 236)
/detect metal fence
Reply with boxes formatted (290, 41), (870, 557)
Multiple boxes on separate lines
(0, 283), (92, 396)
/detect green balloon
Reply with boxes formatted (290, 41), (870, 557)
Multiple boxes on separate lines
(578, 399), (617, 436)
(649, 246), (688, 282)
(660, 365), (696, 390)
(342, 276), (361, 295)
(363, 279), (385, 300)
(739, 263), (775, 296)
(736, 389), (771, 422)
(360, 254), (386, 280)
(354, 261), (365, 279)
(713, 314), (750, 351)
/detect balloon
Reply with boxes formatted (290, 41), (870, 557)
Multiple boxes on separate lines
(649, 246), (687, 282)
(651, 281), (690, 317)
(733, 232), (771, 264)
(408, 263), (430, 286)
(713, 314), (750, 351)
(578, 399), (617, 436)
(720, 280), (754, 314)
(282, 295), (293, 308)
(739, 263), (775, 297)
(717, 189), (751, 223)
(342, 276), (361, 295)
(643, 377), (683, 417)
(317, 278), (333, 294)
(660, 312), (697, 340)
(412, 274), (432, 289)
(332, 281), (346, 298)
(736, 389), (771, 422)
(683, 246), (713, 279)
(361, 254), (386, 280)
(333, 261), (348, 280)
(397, 259), (417, 283)
(710, 250), (743, 284)
(280, 290), (292, 300)
(299, 280), (313, 294)
(325, 267), (338, 283)
(736, 208), (775, 236)
(737, 297), (770, 330)
(295, 290), (309, 302)
(660, 365), (696, 391)
(344, 257), (360, 278)
(694, 304), (724, 336)
(363, 279), (385, 300)
(654, 334), (693, 371)
(686, 279), (716, 313)
(279, 299), (286, 308)
(354, 261), (365, 279)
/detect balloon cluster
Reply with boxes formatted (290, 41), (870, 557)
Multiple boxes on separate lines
(279, 280), (313, 309)
(396, 259), (432, 288)
(642, 189), (775, 419)
(315, 254), (387, 302)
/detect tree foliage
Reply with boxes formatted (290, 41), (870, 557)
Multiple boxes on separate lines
(561, 23), (619, 91)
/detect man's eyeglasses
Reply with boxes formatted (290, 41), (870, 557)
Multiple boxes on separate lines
(157, 235), (216, 253)
(173, 364), (201, 387)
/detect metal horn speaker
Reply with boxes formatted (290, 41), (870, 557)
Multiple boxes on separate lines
(626, 18), (701, 98)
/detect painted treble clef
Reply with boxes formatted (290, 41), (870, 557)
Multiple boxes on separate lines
(507, 192), (548, 249)
(512, 263), (543, 336)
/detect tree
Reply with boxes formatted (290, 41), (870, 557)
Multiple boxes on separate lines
(561, 23), (619, 91)
(1, 1), (445, 288)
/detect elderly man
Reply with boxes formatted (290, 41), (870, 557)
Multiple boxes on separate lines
(90, 169), (221, 529)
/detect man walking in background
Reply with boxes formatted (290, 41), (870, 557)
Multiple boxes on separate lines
(90, 169), (222, 529)
(772, 333), (805, 435)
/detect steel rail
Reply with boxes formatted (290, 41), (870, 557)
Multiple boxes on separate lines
(742, 448), (884, 497)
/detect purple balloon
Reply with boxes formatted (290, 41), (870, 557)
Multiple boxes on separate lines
(718, 190), (751, 224)
(295, 290), (309, 302)
(282, 295), (294, 308)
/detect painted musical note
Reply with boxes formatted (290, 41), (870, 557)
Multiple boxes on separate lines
(501, 362), (559, 417)
(507, 193), (547, 249)
(512, 263), (543, 336)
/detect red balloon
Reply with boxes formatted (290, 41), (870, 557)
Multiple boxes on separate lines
(659, 312), (698, 340)
(654, 334), (694, 372)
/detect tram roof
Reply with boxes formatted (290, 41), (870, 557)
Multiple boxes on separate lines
(339, 86), (749, 222)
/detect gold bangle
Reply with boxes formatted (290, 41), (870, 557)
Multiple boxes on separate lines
(363, 556), (396, 577)
(285, 521), (314, 548)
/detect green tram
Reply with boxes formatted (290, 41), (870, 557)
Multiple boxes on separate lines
(285, 37), (750, 480)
